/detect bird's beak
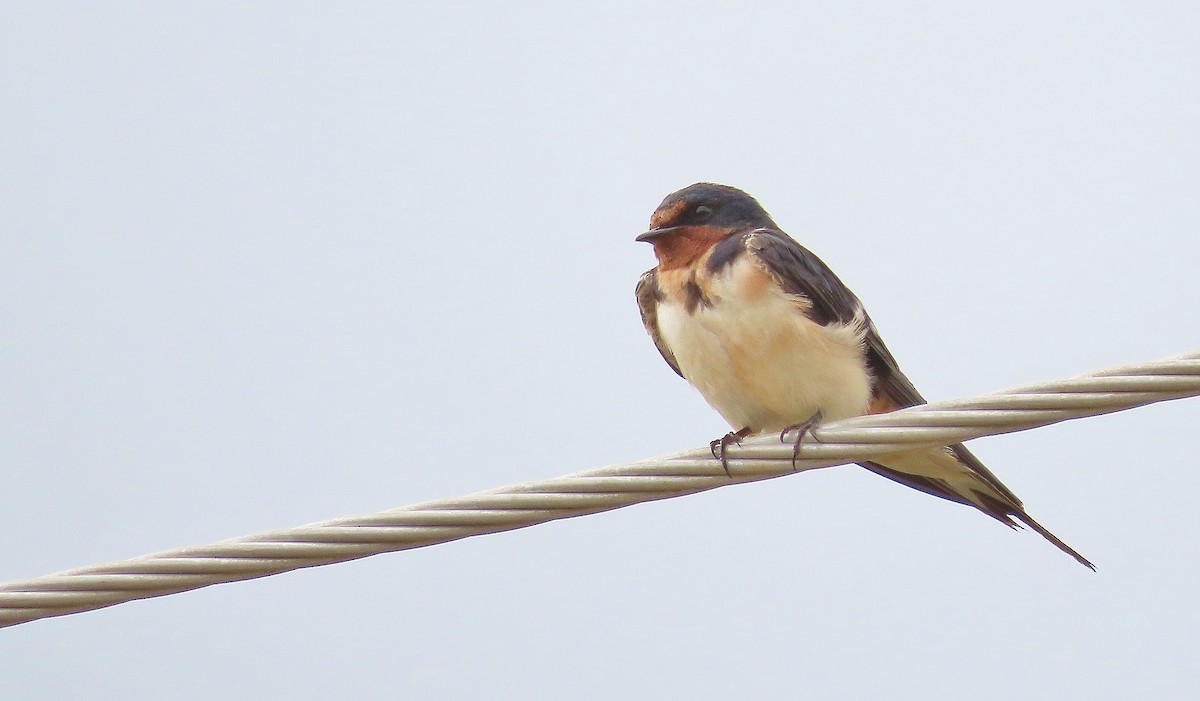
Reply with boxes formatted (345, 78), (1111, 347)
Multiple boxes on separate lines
(635, 226), (682, 243)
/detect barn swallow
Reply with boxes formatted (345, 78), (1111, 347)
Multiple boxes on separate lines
(635, 182), (1093, 569)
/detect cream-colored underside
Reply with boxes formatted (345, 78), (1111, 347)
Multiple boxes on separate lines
(656, 254), (872, 432)
(872, 446), (995, 507)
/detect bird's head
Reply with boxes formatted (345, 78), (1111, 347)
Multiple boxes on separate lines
(636, 183), (776, 269)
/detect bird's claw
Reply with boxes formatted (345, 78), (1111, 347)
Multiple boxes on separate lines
(709, 427), (752, 477)
(779, 411), (824, 471)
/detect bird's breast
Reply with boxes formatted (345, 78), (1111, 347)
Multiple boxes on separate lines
(656, 256), (872, 431)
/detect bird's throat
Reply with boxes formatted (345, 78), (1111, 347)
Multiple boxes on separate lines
(650, 225), (730, 271)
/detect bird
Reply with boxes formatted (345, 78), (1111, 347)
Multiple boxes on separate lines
(634, 182), (1093, 569)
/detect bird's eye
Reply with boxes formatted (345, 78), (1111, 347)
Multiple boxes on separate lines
(691, 205), (714, 221)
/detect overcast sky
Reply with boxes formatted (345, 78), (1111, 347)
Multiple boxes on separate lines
(2, 3), (1198, 699)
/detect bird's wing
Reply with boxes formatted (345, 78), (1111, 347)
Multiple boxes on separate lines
(743, 229), (863, 326)
(744, 229), (1026, 508)
(863, 315), (1026, 508)
(635, 268), (683, 378)
(743, 230), (926, 406)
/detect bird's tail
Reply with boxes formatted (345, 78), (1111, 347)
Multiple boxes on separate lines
(971, 490), (1095, 570)
(861, 443), (1094, 570)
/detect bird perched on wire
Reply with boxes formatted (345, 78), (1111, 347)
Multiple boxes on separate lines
(634, 182), (1093, 569)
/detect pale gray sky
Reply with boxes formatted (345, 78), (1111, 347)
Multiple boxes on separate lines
(2, 2), (1198, 699)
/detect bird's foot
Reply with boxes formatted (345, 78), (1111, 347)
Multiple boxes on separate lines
(709, 427), (753, 477)
(779, 411), (824, 471)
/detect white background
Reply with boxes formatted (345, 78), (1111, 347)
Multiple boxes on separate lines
(2, 3), (1197, 698)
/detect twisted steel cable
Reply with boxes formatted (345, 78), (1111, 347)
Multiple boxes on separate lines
(1, 352), (1197, 628)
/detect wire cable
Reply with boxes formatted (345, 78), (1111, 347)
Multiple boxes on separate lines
(1, 352), (1197, 628)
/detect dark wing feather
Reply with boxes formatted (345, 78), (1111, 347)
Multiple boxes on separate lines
(862, 314), (1026, 508)
(745, 229), (862, 326)
(861, 318), (926, 408)
(863, 310), (1027, 508)
(746, 230), (1025, 509)
(635, 268), (683, 378)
